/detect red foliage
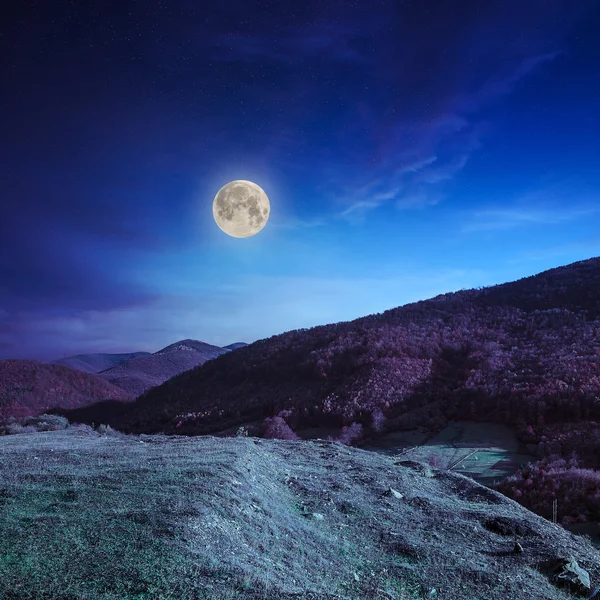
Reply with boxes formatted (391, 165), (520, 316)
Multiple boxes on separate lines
(494, 453), (600, 523)
(263, 416), (299, 441)
(0, 360), (132, 424)
(337, 422), (363, 446)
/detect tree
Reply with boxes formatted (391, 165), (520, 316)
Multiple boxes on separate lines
(0, 387), (32, 424)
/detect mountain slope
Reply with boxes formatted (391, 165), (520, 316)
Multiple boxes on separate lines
(0, 428), (598, 599)
(0, 360), (133, 422)
(60, 257), (600, 449)
(97, 339), (229, 397)
(223, 342), (249, 350)
(50, 352), (151, 374)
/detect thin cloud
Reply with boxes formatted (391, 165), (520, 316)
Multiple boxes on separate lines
(339, 200), (384, 223)
(456, 51), (562, 113)
(463, 205), (599, 233)
(335, 49), (562, 222)
(396, 188), (445, 210)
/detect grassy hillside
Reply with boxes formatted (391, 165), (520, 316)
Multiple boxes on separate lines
(0, 427), (599, 599)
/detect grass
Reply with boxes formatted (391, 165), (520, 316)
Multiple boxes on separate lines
(361, 421), (538, 485)
(0, 427), (599, 599)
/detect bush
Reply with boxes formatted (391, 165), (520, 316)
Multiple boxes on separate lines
(494, 453), (600, 523)
(69, 422), (95, 433)
(236, 425), (248, 437)
(0, 423), (37, 435)
(425, 454), (446, 469)
(371, 408), (387, 433)
(263, 416), (299, 440)
(23, 414), (70, 431)
(96, 423), (128, 437)
(337, 422), (363, 446)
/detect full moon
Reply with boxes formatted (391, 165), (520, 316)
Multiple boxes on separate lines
(212, 180), (270, 238)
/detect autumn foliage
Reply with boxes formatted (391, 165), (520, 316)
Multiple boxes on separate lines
(494, 453), (600, 524)
(55, 258), (600, 464)
(0, 360), (133, 424)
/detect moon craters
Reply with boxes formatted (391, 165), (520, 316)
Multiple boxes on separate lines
(212, 180), (270, 238)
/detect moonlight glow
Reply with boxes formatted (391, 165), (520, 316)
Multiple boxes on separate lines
(212, 180), (270, 238)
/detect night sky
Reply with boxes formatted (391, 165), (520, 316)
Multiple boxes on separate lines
(2, 1), (599, 360)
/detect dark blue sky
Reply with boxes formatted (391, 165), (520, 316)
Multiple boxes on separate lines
(2, 0), (599, 360)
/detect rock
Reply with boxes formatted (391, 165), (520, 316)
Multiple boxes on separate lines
(382, 487), (404, 499)
(551, 557), (591, 595)
(514, 542), (524, 554)
(301, 512), (324, 520)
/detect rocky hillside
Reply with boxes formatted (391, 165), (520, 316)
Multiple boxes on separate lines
(97, 339), (230, 397)
(50, 351), (151, 374)
(0, 427), (598, 599)
(0, 360), (133, 422)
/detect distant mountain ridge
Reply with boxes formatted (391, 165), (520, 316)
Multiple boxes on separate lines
(51, 341), (247, 377)
(152, 339), (231, 357)
(56, 257), (600, 453)
(96, 338), (230, 397)
(51, 352), (151, 374)
(0, 360), (133, 422)
(223, 342), (248, 350)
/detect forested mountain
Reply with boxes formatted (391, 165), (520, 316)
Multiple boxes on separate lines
(50, 352), (151, 374)
(56, 258), (600, 466)
(96, 339), (230, 397)
(223, 342), (249, 350)
(0, 360), (133, 421)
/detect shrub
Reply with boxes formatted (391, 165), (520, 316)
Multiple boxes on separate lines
(236, 425), (248, 437)
(0, 423), (37, 435)
(96, 423), (127, 437)
(494, 453), (600, 523)
(371, 408), (387, 433)
(425, 454), (446, 469)
(263, 416), (299, 440)
(69, 422), (95, 433)
(23, 414), (69, 431)
(337, 422), (363, 446)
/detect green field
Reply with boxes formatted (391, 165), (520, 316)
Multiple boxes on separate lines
(359, 421), (538, 486)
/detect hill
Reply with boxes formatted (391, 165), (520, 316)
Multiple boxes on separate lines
(0, 360), (133, 422)
(96, 339), (230, 397)
(224, 342), (249, 350)
(0, 427), (598, 599)
(50, 351), (151, 374)
(63, 257), (598, 449)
